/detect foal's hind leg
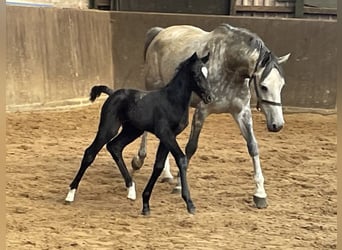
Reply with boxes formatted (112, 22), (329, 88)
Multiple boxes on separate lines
(107, 125), (144, 200)
(131, 132), (147, 170)
(233, 108), (267, 209)
(65, 127), (119, 203)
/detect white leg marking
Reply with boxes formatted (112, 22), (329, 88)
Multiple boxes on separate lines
(252, 155), (267, 198)
(161, 155), (174, 180)
(127, 182), (136, 200)
(65, 188), (77, 202)
(175, 176), (181, 190)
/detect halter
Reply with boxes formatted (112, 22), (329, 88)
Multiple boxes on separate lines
(249, 61), (282, 111)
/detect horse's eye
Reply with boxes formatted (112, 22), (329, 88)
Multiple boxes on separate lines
(261, 85), (268, 92)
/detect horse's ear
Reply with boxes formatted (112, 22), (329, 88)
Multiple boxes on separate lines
(201, 52), (210, 64)
(277, 53), (291, 64)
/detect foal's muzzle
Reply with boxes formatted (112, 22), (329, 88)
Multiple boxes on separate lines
(202, 94), (213, 104)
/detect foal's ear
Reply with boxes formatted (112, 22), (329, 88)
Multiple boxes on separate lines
(189, 52), (199, 62)
(201, 52), (210, 64)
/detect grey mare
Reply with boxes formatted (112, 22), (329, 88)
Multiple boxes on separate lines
(131, 24), (290, 208)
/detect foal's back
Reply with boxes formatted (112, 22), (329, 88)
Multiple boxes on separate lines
(102, 87), (187, 133)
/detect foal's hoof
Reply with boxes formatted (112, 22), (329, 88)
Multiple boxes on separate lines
(187, 205), (196, 215)
(253, 195), (268, 209)
(64, 189), (76, 204)
(131, 156), (143, 171)
(171, 186), (181, 194)
(141, 208), (150, 216)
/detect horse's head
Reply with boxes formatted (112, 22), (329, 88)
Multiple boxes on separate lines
(254, 52), (290, 132)
(188, 52), (212, 104)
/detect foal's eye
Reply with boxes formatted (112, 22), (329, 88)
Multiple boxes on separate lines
(261, 85), (268, 92)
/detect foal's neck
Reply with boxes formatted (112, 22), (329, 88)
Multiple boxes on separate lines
(165, 68), (193, 107)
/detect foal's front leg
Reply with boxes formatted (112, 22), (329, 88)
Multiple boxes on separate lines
(162, 132), (195, 214)
(142, 142), (169, 215)
(171, 104), (209, 193)
(233, 107), (268, 209)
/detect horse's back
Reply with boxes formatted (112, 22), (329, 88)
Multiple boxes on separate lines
(145, 25), (209, 90)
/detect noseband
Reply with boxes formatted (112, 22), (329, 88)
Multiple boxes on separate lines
(249, 55), (283, 112)
(249, 75), (282, 111)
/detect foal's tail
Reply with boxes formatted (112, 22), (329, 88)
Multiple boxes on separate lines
(89, 85), (114, 102)
(144, 27), (163, 61)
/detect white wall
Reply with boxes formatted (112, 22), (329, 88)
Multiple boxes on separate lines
(7, 0), (89, 9)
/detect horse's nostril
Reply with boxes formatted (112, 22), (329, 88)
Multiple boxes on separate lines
(272, 124), (283, 132)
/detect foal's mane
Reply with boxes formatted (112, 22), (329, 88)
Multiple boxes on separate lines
(170, 55), (194, 81)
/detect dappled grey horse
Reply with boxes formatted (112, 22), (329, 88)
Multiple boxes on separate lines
(131, 24), (290, 209)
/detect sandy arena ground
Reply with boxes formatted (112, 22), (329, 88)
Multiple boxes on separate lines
(6, 102), (337, 249)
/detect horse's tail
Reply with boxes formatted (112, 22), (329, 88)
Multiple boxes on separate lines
(144, 27), (163, 61)
(89, 85), (114, 102)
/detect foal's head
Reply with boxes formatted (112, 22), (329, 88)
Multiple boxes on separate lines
(185, 52), (212, 104)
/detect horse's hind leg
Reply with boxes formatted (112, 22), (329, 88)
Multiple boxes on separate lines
(160, 154), (174, 183)
(65, 124), (119, 203)
(131, 132), (147, 170)
(131, 132), (173, 183)
(232, 108), (267, 209)
(107, 125), (144, 200)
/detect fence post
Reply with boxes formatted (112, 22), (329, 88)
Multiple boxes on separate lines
(295, 0), (304, 17)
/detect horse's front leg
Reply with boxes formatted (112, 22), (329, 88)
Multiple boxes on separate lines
(131, 132), (173, 182)
(233, 107), (268, 209)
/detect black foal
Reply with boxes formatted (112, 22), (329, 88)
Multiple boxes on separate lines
(65, 52), (211, 215)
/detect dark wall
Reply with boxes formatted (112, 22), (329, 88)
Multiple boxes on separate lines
(113, 0), (232, 15)
(111, 12), (337, 109)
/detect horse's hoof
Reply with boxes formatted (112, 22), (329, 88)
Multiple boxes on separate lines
(64, 200), (72, 205)
(131, 156), (143, 171)
(160, 177), (174, 184)
(253, 195), (268, 209)
(171, 186), (181, 194)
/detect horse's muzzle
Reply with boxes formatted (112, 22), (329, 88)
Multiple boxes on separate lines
(267, 123), (283, 132)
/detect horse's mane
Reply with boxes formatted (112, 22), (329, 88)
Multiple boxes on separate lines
(219, 23), (284, 78)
